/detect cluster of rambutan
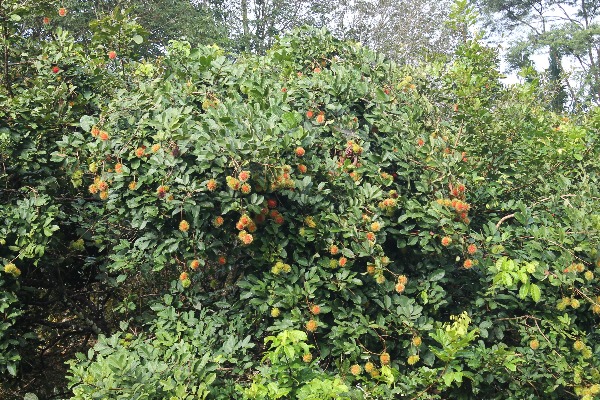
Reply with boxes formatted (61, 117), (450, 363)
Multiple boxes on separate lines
(268, 209), (285, 225)
(364, 361), (380, 378)
(306, 109), (325, 124)
(235, 214), (257, 233)
(449, 183), (467, 198)
(564, 262), (585, 273)
(573, 339), (593, 359)
(90, 126), (109, 140)
(4, 263), (21, 277)
(271, 260), (291, 275)
(88, 176), (109, 200)
(557, 296), (581, 310)
(270, 165), (295, 190)
(575, 384), (600, 398)
(395, 274), (408, 293)
(226, 176), (241, 190)
(238, 230), (254, 245)
(179, 271), (191, 288)
(378, 196), (397, 214)
(435, 197), (471, 224)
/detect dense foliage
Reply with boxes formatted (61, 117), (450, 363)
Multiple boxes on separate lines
(1, 2), (600, 399)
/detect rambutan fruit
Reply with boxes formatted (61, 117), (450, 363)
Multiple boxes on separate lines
(179, 220), (190, 232)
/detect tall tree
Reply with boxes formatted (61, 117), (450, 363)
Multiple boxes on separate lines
(59, 0), (230, 54)
(476, 0), (600, 109)
(336, 0), (468, 64)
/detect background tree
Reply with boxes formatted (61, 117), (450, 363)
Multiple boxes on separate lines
(340, 0), (468, 64)
(476, 0), (600, 110)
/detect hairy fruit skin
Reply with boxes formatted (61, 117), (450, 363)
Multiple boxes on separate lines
(206, 179), (217, 191)
(463, 259), (473, 269)
(52, 66), (60, 74)
(441, 236), (452, 246)
(380, 352), (391, 365)
(302, 353), (313, 363)
(179, 272), (188, 281)
(58, 7), (67, 16)
(108, 51), (117, 59)
(190, 260), (200, 270)
(310, 305), (321, 315)
(350, 364), (362, 376)
(306, 319), (318, 332)
(530, 339), (540, 350)
(467, 244), (477, 254)
(295, 147), (305, 157)
(271, 308), (280, 318)
(407, 355), (420, 365)
(179, 220), (190, 232)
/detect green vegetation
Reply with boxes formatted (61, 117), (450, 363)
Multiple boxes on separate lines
(1, 1), (600, 399)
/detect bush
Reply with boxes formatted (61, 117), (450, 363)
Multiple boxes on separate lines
(2, 8), (600, 400)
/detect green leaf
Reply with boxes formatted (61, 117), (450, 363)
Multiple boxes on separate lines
(529, 283), (541, 302)
(132, 35), (144, 44)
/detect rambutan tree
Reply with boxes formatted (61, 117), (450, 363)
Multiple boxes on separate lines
(2, 4), (600, 400)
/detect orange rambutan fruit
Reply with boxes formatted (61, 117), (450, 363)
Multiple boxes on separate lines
(380, 352), (390, 365)
(306, 319), (318, 332)
(179, 220), (190, 232)
(240, 183), (251, 194)
(467, 244), (477, 255)
(238, 170), (250, 182)
(242, 233), (253, 245)
(206, 179), (217, 191)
